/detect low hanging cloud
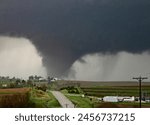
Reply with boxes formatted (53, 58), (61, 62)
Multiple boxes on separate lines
(66, 52), (150, 81)
(0, 36), (47, 79)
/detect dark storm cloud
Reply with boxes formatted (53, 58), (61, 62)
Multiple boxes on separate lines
(0, 0), (150, 77)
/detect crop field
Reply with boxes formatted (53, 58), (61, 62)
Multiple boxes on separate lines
(0, 88), (30, 94)
(81, 86), (150, 97)
(56, 80), (150, 97)
(0, 88), (30, 108)
(56, 80), (150, 89)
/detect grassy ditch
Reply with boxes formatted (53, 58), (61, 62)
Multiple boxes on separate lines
(29, 89), (61, 108)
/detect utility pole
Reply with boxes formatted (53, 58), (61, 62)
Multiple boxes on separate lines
(133, 76), (148, 108)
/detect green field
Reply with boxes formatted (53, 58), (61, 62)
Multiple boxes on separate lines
(81, 86), (150, 97)
(59, 83), (150, 108)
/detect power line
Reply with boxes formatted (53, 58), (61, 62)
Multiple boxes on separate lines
(133, 76), (148, 108)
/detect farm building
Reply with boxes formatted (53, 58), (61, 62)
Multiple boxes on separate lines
(117, 96), (135, 102)
(103, 96), (135, 102)
(103, 96), (118, 102)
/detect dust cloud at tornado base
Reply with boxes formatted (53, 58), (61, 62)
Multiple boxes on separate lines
(66, 52), (150, 81)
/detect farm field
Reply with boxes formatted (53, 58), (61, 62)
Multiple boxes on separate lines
(80, 86), (150, 108)
(59, 83), (150, 108)
(0, 88), (30, 108)
(57, 80), (150, 88)
(81, 86), (150, 97)
(0, 88), (30, 94)
(61, 89), (150, 108)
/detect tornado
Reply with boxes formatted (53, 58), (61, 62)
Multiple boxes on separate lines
(0, 0), (150, 80)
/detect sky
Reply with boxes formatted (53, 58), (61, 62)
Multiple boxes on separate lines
(0, 0), (150, 80)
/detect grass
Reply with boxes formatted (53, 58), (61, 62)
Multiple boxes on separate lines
(47, 91), (61, 108)
(65, 95), (94, 108)
(29, 89), (61, 108)
(61, 89), (94, 108)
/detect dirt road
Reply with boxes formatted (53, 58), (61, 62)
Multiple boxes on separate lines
(51, 91), (74, 108)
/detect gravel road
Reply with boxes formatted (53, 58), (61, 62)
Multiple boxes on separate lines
(51, 91), (74, 108)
